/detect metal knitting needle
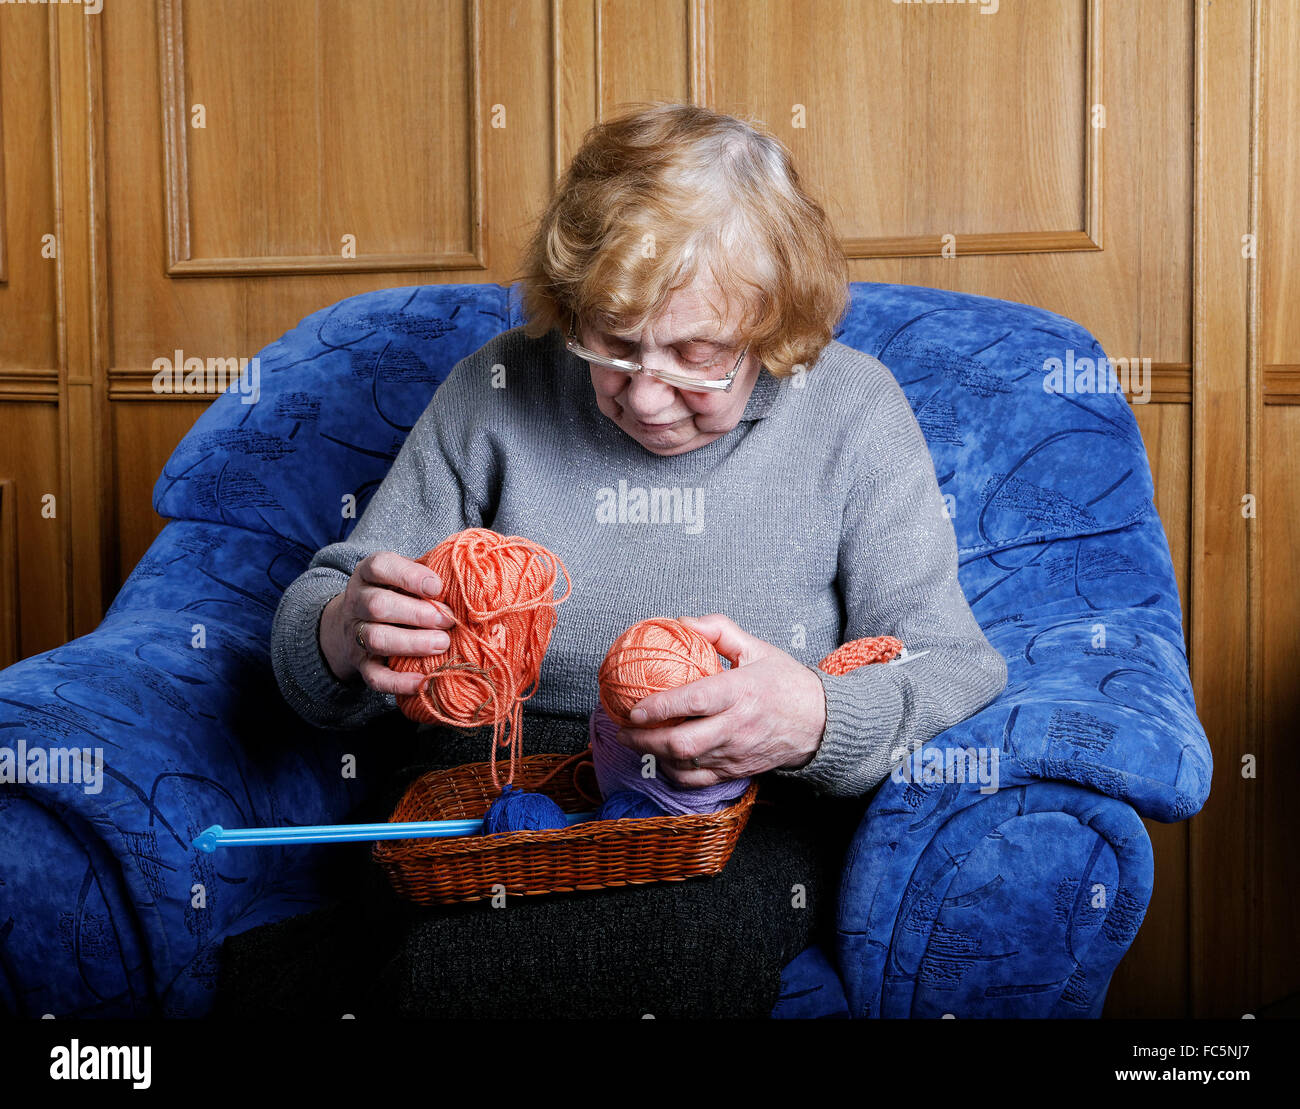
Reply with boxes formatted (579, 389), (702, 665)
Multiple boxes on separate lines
(192, 813), (596, 853)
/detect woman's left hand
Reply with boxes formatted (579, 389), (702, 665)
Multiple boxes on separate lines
(615, 613), (827, 787)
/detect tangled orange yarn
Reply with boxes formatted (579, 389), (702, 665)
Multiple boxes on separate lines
(392, 528), (571, 789)
(597, 618), (724, 727)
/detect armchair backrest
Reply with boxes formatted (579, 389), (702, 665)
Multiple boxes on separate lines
(833, 283), (1157, 561)
(154, 281), (1158, 565)
(154, 283), (527, 555)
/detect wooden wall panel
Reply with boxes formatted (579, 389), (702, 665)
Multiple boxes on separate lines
(1258, 0), (1300, 1013)
(0, 26), (7, 286)
(111, 401), (209, 578)
(1188, 0), (1260, 1018)
(833, 0), (1191, 374)
(0, 479), (16, 670)
(0, 8), (60, 371)
(0, 405), (66, 658)
(713, 0), (1096, 255)
(1262, 0), (1299, 369)
(162, 0), (482, 274)
(1261, 408), (1300, 1011)
(0, 9), (76, 658)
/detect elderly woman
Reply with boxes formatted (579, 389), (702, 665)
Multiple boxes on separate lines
(257, 102), (1006, 1017)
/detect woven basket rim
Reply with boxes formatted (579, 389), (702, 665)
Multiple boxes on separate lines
(371, 756), (758, 862)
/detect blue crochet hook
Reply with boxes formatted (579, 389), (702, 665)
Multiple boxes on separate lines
(192, 813), (595, 853)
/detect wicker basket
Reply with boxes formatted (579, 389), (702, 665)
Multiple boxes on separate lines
(372, 748), (759, 905)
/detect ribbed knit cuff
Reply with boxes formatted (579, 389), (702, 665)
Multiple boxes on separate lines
(270, 573), (397, 730)
(772, 662), (904, 797)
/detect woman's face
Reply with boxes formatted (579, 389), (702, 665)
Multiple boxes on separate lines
(582, 285), (761, 457)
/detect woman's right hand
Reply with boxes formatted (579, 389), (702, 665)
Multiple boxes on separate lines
(319, 551), (457, 695)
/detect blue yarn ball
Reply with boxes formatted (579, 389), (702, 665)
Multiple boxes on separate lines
(481, 784), (569, 835)
(595, 790), (667, 821)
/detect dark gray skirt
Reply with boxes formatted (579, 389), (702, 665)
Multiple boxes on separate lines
(215, 711), (867, 1018)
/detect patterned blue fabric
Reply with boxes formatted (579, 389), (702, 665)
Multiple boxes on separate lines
(0, 281), (1209, 1017)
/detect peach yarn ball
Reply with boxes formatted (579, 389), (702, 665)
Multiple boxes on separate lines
(597, 617), (724, 727)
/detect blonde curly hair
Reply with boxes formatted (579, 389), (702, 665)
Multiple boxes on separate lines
(512, 101), (848, 380)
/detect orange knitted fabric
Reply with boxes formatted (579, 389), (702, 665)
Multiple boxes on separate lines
(817, 636), (904, 675)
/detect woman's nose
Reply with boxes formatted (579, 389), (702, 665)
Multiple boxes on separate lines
(622, 370), (677, 410)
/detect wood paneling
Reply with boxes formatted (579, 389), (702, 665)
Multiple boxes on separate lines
(1, 0), (1295, 1017)
(1261, 406), (1300, 1015)
(158, 0), (484, 275)
(0, 7), (90, 657)
(111, 401), (210, 580)
(51, 5), (111, 639)
(1262, 0), (1300, 367)
(0, 479), (17, 670)
(0, 405), (66, 658)
(0, 8), (60, 370)
(0, 29), (7, 286)
(839, 0), (1192, 375)
(1188, 0), (1260, 1018)
(1259, 0), (1300, 1014)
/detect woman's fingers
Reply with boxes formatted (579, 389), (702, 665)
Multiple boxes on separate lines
(355, 581), (454, 629)
(357, 550), (445, 602)
(624, 672), (729, 726)
(324, 550), (460, 694)
(357, 622), (450, 659)
(616, 718), (721, 768)
(357, 654), (430, 696)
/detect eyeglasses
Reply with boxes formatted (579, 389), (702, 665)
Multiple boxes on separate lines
(565, 312), (748, 393)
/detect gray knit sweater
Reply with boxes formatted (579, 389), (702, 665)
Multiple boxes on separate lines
(270, 325), (1007, 797)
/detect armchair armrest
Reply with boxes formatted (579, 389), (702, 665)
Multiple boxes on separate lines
(834, 592), (1209, 1017)
(0, 520), (412, 1015)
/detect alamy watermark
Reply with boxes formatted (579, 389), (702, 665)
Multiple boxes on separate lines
(0, 741), (104, 795)
(892, 0), (999, 14)
(0, 0), (103, 14)
(891, 743), (1000, 794)
(49, 1040), (150, 1089)
(595, 479), (704, 535)
(1043, 350), (1151, 404)
(152, 350), (260, 404)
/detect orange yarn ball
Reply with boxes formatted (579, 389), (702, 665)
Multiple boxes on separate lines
(391, 527), (571, 787)
(597, 617), (724, 727)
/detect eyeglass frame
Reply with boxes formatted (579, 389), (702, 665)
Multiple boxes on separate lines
(565, 311), (749, 393)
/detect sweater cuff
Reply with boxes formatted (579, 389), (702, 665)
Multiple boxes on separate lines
(772, 663), (904, 797)
(271, 573), (397, 729)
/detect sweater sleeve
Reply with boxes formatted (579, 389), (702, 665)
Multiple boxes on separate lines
(773, 368), (1008, 796)
(270, 358), (500, 730)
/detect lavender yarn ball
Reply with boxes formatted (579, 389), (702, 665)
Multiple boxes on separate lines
(588, 703), (750, 816)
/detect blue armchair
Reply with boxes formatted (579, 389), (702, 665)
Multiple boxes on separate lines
(0, 281), (1210, 1018)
